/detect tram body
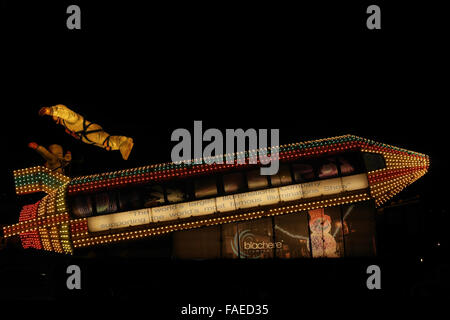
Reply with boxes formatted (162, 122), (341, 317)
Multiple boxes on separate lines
(3, 135), (429, 258)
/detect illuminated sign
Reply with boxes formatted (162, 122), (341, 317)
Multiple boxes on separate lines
(230, 229), (281, 259)
(302, 177), (343, 198)
(215, 195), (236, 213)
(234, 188), (280, 209)
(179, 198), (217, 218)
(87, 208), (151, 232)
(87, 174), (370, 232)
(342, 173), (369, 191)
(152, 198), (218, 222)
(151, 204), (178, 222)
(279, 184), (303, 202)
(243, 241), (282, 250)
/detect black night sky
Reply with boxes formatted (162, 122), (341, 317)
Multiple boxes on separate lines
(1, 0), (449, 311)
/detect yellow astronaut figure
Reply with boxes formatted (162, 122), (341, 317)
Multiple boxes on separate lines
(39, 104), (134, 160)
(28, 142), (72, 174)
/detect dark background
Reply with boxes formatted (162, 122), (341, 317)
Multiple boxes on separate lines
(0, 0), (448, 313)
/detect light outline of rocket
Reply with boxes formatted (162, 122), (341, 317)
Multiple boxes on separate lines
(2, 135), (430, 255)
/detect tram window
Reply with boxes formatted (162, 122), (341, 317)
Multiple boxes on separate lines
(292, 162), (315, 182)
(270, 163), (292, 186)
(118, 188), (143, 211)
(72, 195), (94, 218)
(246, 169), (269, 190)
(195, 176), (218, 199)
(223, 172), (246, 194)
(238, 218), (275, 259)
(317, 157), (339, 179)
(342, 201), (377, 257)
(274, 212), (310, 258)
(338, 152), (364, 176)
(173, 226), (221, 259)
(166, 181), (190, 203)
(95, 191), (118, 215)
(143, 185), (165, 207)
(363, 152), (386, 172)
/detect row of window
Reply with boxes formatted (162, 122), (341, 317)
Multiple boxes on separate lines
(87, 201), (377, 259)
(70, 152), (383, 218)
(173, 201), (378, 259)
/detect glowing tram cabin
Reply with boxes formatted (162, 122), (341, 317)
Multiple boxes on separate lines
(3, 135), (429, 259)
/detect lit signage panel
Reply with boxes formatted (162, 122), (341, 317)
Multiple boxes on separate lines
(279, 184), (303, 202)
(87, 173), (370, 233)
(182, 198), (217, 217)
(234, 188), (280, 209)
(215, 195), (236, 213)
(341, 173), (369, 191)
(87, 208), (151, 232)
(152, 204), (178, 222)
(302, 177), (343, 198)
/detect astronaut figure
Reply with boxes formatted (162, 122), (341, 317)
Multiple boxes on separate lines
(39, 104), (134, 160)
(28, 142), (72, 174)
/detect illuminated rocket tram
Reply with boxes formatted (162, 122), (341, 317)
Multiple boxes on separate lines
(2, 135), (429, 259)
